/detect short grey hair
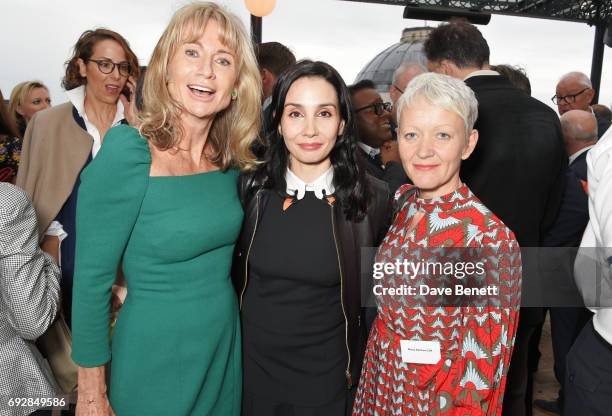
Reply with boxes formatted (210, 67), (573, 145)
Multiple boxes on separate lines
(392, 62), (427, 86)
(396, 72), (478, 138)
(558, 71), (592, 89)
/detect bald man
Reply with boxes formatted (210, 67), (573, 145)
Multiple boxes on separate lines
(554, 72), (610, 138)
(389, 62), (426, 106)
(535, 110), (597, 414)
(561, 110), (598, 165)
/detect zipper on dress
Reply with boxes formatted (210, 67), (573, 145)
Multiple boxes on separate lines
(330, 204), (352, 388)
(239, 191), (260, 310)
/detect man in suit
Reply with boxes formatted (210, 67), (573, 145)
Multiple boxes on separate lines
(349, 79), (408, 194)
(535, 110), (597, 414)
(554, 72), (610, 139)
(424, 21), (567, 416)
(0, 183), (61, 416)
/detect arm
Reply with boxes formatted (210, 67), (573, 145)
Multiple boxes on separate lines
(454, 236), (522, 415)
(0, 185), (61, 340)
(70, 126), (149, 413)
(71, 125), (149, 366)
(590, 148), (612, 264)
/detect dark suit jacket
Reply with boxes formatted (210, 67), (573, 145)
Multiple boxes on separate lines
(543, 151), (589, 248)
(463, 75), (567, 322)
(596, 113), (610, 139)
(541, 151), (590, 306)
(463, 75), (566, 246)
(357, 148), (408, 195)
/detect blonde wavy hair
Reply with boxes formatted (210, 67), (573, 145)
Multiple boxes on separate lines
(9, 81), (48, 135)
(139, 2), (262, 170)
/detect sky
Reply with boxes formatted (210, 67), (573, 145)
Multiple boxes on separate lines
(1, 0), (611, 112)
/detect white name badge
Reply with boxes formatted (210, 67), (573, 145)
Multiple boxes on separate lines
(400, 340), (441, 364)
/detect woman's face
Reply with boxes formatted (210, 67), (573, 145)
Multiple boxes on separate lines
(167, 20), (238, 124)
(18, 87), (51, 121)
(398, 96), (478, 199)
(279, 76), (345, 174)
(78, 39), (129, 106)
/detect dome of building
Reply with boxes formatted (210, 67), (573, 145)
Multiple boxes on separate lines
(354, 27), (433, 93)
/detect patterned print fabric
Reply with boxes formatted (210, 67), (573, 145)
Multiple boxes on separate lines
(0, 136), (21, 182)
(353, 184), (521, 416)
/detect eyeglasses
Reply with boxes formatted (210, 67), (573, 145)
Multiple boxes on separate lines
(88, 59), (132, 77)
(392, 84), (404, 94)
(355, 101), (392, 116)
(551, 88), (590, 105)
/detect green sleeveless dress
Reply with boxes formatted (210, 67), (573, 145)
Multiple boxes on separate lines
(72, 125), (242, 415)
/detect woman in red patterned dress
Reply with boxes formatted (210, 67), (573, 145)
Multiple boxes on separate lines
(353, 73), (521, 415)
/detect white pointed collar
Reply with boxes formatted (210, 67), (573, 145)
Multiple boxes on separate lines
(66, 85), (125, 125)
(285, 166), (335, 200)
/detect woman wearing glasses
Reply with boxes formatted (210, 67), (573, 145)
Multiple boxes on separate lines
(16, 28), (140, 328)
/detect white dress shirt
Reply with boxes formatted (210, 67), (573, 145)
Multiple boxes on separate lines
(65, 85), (125, 158)
(358, 142), (380, 159)
(463, 69), (500, 81)
(568, 145), (595, 166)
(575, 127), (612, 344)
(285, 167), (335, 200)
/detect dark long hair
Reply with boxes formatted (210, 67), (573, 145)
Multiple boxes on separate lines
(258, 60), (370, 221)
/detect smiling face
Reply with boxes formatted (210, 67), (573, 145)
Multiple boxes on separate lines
(78, 39), (129, 105)
(279, 76), (345, 176)
(18, 87), (51, 121)
(166, 19), (237, 124)
(352, 88), (392, 148)
(398, 96), (478, 199)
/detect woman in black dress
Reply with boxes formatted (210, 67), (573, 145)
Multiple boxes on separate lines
(234, 60), (390, 415)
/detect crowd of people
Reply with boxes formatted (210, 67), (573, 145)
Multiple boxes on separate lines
(1, 1), (611, 416)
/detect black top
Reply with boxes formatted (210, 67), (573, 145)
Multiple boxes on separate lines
(242, 190), (346, 406)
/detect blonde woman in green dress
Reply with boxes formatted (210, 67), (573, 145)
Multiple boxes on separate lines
(71, 3), (261, 415)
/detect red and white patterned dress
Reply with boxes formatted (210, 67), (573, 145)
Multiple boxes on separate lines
(353, 184), (521, 416)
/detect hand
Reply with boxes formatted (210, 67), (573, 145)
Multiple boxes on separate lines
(40, 235), (60, 265)
(119, 76), (139, 127)
(76, 366), (115, 416)
(380, 140), (401, 165)
(111, 284), (127, 314)
(76, 392), (116, 416)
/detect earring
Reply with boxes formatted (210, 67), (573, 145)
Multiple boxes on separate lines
(231, 90), (238, 100)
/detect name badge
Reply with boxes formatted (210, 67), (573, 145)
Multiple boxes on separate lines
(400, 340), (441, 364)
